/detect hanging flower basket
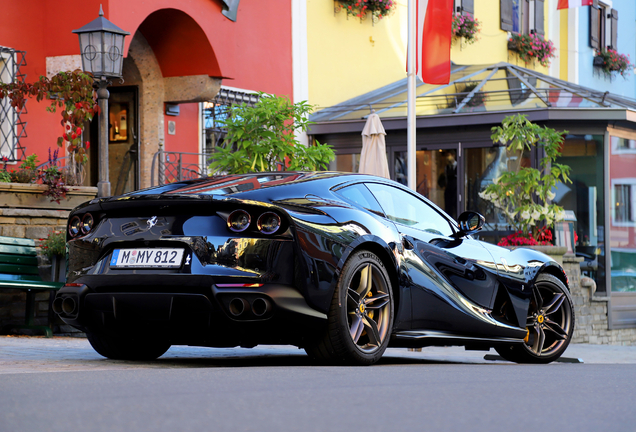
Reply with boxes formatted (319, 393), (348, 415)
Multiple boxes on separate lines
(452, 13), (480, 44)
(336, 0), (396, 21)
(508, 33), (556, 68)
(593, 49), (632, 77)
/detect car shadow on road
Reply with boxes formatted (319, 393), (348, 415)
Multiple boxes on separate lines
(98, 352), (501, 368)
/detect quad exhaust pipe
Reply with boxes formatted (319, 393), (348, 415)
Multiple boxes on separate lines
(52, 295), (78, 316)
(227, 296), (271, 318)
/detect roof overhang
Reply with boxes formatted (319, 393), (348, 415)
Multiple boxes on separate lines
(308, 107), (636, 135)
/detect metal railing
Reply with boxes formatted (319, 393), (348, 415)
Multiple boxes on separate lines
(0, 46), (27, 162)
(151, 146), (213, 186)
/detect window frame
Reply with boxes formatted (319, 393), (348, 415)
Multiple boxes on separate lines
(454, 0), (474, 15)
(501, 0), (544, 36)
(590, 0), (617, 51)
(0, 48), (18, 162)
(611, 179), (636, 227)
(611, 136), (636, 155)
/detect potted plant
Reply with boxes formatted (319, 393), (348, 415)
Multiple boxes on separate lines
(7, 154), (39, 183)
(593, 49), (632, 77)
(508, 33), (556, 68)
(478, 114), (571, 253)
(39, 230), (66, 283)
(208, 94), (335, 174)
(452, 13), (481, 45)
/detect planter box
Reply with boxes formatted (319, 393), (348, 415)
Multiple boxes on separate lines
(0, 183), (97, 211)
(507, 39), (519, 52)
(593, 55), (605, 67)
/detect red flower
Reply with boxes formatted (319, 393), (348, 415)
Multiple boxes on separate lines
(85, 141), (90, 149)
(66, 124), (71, 130)
(76, 127), (81, 135)
(71, 133), (77, 139)
(75, 102), (83, 109)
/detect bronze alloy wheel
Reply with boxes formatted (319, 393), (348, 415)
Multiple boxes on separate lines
(345, 260), (392, 353)
(496, 273), (575, 364)
(523, 276), (573, 357)
(305, 250), (394, 365)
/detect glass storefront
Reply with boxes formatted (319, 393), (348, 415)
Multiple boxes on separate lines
(394, 149), (459, 219)
(553, 135), (606, 293)
(329, 153), (360, 173)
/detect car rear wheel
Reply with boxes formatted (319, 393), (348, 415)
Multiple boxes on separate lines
(87, 331), (171, 361)
(305, 250), (394, 366)
(495, 273), (575, 364)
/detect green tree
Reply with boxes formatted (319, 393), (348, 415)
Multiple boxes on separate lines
(208, 94), (334, 174)
(479, 114), (571, 238)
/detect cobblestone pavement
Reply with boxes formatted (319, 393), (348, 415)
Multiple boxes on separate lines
(1, 336), (636, 374)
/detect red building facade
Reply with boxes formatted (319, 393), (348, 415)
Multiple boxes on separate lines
(1, 0), (293, 191)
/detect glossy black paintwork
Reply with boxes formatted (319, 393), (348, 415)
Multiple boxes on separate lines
(59, 172), (568, 349)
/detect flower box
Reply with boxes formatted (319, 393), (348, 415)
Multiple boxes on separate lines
(507, 33), (556, 68)
(593, 50), (632, 76)
(0, 183), (97, 211)
(593, 55), (605, 67)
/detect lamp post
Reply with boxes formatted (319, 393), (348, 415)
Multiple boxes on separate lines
(73, 6), (129, 197)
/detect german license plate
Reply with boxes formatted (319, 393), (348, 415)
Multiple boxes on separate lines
(110, 248), (184, 268)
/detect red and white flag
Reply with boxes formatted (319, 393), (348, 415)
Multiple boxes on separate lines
(416, 0), (453, 84)
(557, 0), (593, 9)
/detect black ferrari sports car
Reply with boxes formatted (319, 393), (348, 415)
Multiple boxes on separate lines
(54, 172), (575, 365)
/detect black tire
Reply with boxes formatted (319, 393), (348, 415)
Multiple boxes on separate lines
(495, 273), (575, 364)
(305, 250), (394, 366)
(87, 331), (171, 361)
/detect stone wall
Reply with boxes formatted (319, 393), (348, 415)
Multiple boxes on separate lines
(0, 208), (69, 239)
(0, 185), (96, 335)
(564, 256), (636, 345)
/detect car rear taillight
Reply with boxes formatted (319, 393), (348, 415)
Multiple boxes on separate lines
(257, 212), (281, 235)
(227, 210), (251, 232)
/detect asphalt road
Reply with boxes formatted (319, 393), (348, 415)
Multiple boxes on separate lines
(1, 337), (636, 432)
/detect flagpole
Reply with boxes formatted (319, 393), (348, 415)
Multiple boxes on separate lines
(407, 0), (417, 191)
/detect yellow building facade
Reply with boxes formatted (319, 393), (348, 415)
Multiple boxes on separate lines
(306, 0), (574, 110)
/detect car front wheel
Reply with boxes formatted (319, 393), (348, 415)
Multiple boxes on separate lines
(495, 273), (575, 364)
(305, 250), (394, 366)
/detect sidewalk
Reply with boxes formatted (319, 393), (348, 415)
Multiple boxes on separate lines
(1, 335), (635, 374)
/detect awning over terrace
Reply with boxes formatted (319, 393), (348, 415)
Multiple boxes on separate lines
(309, 62), (636, 133)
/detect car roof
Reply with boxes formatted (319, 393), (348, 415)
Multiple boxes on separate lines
(131, 172), (389, 197)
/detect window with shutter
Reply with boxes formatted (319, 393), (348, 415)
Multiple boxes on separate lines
(455, 0), (474, 15)
(590, 0), (602, 50)
(610, 8), (618, 50)
(534, 0), (545, 36)
(501, 0), (514, 31)
(462, 0), (474, 15)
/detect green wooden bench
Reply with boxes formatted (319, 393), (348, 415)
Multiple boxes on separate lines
(0, 235), (64, 337)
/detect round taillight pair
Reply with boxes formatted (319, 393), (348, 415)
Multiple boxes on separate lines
(227, 210), (251, 233)
(227, 210), (281, 235)
(68, 213), (94, 237)
(257, 212), (281, 235)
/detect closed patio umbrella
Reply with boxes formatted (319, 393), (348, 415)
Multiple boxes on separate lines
(358, 111), (390, 178)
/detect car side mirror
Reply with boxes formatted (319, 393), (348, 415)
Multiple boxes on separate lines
(455, 211), (485, 238)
